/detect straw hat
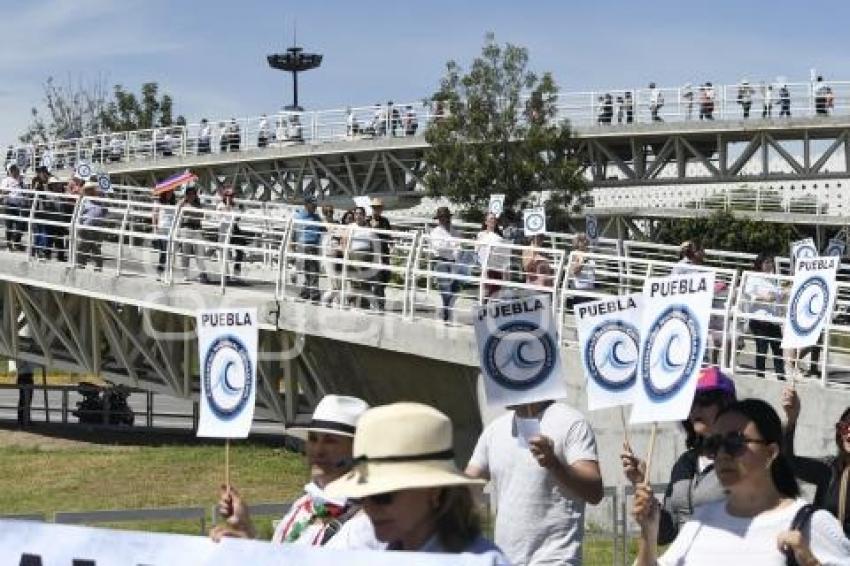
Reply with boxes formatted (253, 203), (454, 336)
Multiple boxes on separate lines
(325, 403), (484, 499)
(288, 394), (369, 438)
(370, 197), (384, 207)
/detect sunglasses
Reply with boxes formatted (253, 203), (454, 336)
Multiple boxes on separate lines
(354, 492), (395, 506)
(703, 431), (770, 458)
(836, 421), (850, 436)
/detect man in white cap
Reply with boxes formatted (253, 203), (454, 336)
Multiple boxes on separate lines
(466, 400), (603, 566)
(212, 394), (381, 548)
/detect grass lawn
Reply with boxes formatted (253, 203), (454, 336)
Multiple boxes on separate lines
(0, 427), (636, 564)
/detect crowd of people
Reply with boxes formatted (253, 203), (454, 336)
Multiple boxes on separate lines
(596, 76), (837, 125)
(207, 364), (850, 564)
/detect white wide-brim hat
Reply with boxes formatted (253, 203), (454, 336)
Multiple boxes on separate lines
(288, 394), (369, 438)
(325, 402), (484, 499)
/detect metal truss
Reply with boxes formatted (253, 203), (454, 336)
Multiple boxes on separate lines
(0, 282), (325, 425)
(110, 146), (426, 202)
(575, 121), (850, 186)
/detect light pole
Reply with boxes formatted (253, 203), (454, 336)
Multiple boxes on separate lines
(267, 46), (323, 111)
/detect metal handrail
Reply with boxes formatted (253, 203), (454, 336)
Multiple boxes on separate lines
(7, 79), (850, 174)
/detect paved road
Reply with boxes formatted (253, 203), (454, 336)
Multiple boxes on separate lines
(0, 387), (285, 436)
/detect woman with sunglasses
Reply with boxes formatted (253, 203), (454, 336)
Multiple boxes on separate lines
(633, 399), (850, 565)
(782, 387), (850, 536)
(325, 402), (508, 562)
(621, 367), (736, 544)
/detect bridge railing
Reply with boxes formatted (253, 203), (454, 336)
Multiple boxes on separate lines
(559, 252), (739, 367)
(9, 80), (850, 176)
(4, 193), (850, 389)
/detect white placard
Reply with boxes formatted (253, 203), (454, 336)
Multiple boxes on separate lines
(197, 308), (258, 438)
(523, 208), (546, 236)
(575, 293), (642, 410)
(515, 416), (541, 448)
(353, 196), (373, 217)
(0, 520), (494, 565)
(97, 174), (112, 192)
(585, 214), (599, 243)
(488, 194), (506, 218)
(474, 294), (567, 408)
(630, 272), (715, 424)
(40, 153), (53, 170)
(825, 238), (846, 258)
(75, 160), (92, 179)
(781, 256), (838, 349)
(790, 238), (817, 274)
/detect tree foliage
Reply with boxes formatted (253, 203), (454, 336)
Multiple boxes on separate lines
(20, 77), (185, 143)
(655, 211), (797, 256)
(423, 33), (587, 220)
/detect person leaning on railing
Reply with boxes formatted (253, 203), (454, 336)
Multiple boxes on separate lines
(344, 207), (381, 310)
(475, 212), (508, 302)
(744, 253), (786, 380)
(292, 195), (325, 301)
(567, 232), (596, 310)
(367, 198), (392, 311)
(2, 162), (26, 251)
(781, 387), (850, 537)
(152, 189), (176, 278)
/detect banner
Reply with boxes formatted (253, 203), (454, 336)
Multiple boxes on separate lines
(523, 208), (546, 236)
(575, 293), (642, 410)
(474, 294), (567, 408)
(585, 214), (599, 244)
(488, 194), (505, 218)
(781, 256), (839, 349)
(790, 238), (817, 274)
(630, 272), (714, 424)
(197, 308), (258, 438)
(0, 520), (495, 565)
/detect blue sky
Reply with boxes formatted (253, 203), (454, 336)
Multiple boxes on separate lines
(1, 0), (848, 143)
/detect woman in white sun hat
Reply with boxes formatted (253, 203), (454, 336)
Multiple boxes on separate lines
(325, 402), (509, 562)
(212, 394), (381, 549)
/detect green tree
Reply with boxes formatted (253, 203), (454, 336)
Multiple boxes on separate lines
(20, 78), (185, 143)
(655, 211), (797, 256)
(423, 33), (587, 221)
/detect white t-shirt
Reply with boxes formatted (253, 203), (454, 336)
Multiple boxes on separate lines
(468, 402), (599, 566)
(430, 225), (460, 261)
(659, 498), (850, 566)
(476, 230), (510, 271)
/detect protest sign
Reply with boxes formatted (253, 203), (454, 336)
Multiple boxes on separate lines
(575, 293), (642, 410)
(630, 272), (715, 424)
(825, 238), (846, 258)
(523, 208), (546, 236)
(0, 520), (494, 565)
(488, 194), (506, 218)
(790, 238), (817, 274)
(585, 214), (599, 244)
(197, 308), (258, 438)
(474, 294), (567, 407)
(781, 256), (838, 349)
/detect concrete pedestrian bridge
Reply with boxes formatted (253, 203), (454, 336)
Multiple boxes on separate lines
(1, 191), (849, 483)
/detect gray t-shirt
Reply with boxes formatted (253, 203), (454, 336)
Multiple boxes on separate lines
(468, 403), (599, 566)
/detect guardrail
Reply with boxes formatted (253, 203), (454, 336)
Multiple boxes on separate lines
(590, 179), (850, 216)
(6, 80), (850, 175)
(2, 191), (850, 390)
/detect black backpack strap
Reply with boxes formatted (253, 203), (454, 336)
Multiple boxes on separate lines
(784, 503), (816, 566)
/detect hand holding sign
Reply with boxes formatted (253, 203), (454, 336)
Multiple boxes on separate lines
(781, 256), (838, 349)
(630, 272), (715, 424)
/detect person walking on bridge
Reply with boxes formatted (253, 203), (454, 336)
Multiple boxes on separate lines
(293, 195), (325, 301)
(737, 79), (755, 119)
(648, 82), (664, 122)
(176, 186), (208, 283)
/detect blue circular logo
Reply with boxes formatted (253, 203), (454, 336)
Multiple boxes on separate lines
(97, 174), (111, 191)
(525, 211), (545, 233)
(795, 244), (817, 261)
(202, 334), (253, 419)
(482, 321), (557, 391)
(584, 320), (639, 391)
(640, 305), (702, 401)
(76, 161), (92, 179)
(789, 276), (830, 337)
